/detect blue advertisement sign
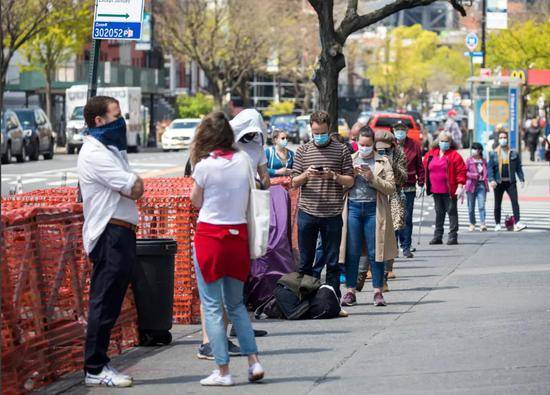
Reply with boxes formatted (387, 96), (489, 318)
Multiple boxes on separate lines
(508, 87), (518, 150)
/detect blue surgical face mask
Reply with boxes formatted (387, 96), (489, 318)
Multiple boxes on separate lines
(359, 145), (373, 157)
(440, 141), (451, 151)
(278, 139), (288, 148)
(313, 133), (330, 146)
(395, 130), (407, 141)
(499, 138), (508, 147)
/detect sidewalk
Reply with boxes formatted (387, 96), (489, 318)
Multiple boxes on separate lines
(41, 162), (550, 395)
(42, 227), (550, 394)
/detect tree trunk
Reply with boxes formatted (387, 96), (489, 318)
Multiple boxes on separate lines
(45, 72), (53, 121)
(0, 73), (6, 114)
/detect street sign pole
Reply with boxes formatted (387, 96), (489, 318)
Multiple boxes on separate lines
(88, 39), (101, 99)
(481, 0), (487, 68)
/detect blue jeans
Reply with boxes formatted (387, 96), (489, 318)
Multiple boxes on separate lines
(194, 253), (258, 366)
(397, 191), (416, 251)
(298, 210), (343, 297)
(345, 201), (385, 289)
(467, 183), (487, 225)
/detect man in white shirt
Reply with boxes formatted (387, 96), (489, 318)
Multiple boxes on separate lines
(77, 96), (144, 388)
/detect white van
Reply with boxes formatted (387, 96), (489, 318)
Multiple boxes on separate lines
(65, 85), (142, 154)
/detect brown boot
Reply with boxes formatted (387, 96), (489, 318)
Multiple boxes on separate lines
(356, 271), (368, 292)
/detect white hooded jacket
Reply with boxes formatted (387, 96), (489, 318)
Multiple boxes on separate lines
(230, 109), (268, 171)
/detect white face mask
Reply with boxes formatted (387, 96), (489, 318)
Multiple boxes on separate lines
(499, 138), (508, 147)
(359, 145), (373, 157)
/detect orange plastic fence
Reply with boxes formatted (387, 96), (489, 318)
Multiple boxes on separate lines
(1, 204), (137, 394)
(2, 178), (201, 325)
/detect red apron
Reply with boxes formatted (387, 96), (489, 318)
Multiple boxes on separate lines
(194, 222), (250, 283)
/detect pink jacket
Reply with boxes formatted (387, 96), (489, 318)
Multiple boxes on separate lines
(465, 157), (489, 193)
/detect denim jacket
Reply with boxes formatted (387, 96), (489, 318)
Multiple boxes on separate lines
(487, 148), (525, 184)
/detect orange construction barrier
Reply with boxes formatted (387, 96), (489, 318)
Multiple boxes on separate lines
(1, 204), (137, 394)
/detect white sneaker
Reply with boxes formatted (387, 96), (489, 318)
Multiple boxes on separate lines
(104, 364), (132, 381)
(494, 224), (502, 232)
(85, 365), (133, 387)
(248, 362), (265, 383)
(480, 224), (488, 232)
(514, 221), (527, 232)
(200, 370), (234, 386)
(469, 224), (476, 232)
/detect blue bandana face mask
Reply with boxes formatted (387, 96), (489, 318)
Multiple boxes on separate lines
(313, 133), (330, 146)
(87, 117), (127, 151)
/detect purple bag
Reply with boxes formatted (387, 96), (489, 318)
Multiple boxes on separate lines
(245, 185), (297, 309)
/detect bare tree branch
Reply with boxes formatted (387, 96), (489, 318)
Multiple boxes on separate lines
(336, 0), (466, 43)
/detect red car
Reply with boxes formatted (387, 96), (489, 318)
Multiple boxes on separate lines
(368, 113), (422, 143)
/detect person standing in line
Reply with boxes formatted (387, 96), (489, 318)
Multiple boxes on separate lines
(348, 121), (365, 152)
(488, 130), (526, 232)
(380, 131), (407, 284)
(394, 121), (425, 258)
(445, 109), (462, 149)
(341, 126), (396, 307)
(292, 110), (354, 298)
(78, 96), (144, 387)
(465, 143), (489, 232)
(265, 129), (295, 178)
(423, 132), (467, 245)
(190, 112), (264, 386)
(525, 118), (542, 162)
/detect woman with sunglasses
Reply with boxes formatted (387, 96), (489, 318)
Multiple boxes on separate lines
(265, 129), (295, 178)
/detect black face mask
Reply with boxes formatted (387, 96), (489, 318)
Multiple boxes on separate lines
(241, 133), (256, 143)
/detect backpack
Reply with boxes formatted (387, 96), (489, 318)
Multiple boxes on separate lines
(273, 284), (311, 320)
(505, 215), (515, 231)
(254, 295), (283, 320)
(307, 285), (341, 319)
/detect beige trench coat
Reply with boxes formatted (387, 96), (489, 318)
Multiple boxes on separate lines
(339, 153), (398, 263)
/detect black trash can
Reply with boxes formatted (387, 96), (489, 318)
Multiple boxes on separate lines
(133, 238), (177, 346)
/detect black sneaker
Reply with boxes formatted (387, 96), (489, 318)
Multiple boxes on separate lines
(197, 343), (214, 360)
(227, 340), (241, 356)
(429, 238), (443, 245)
(447, 239), (458, 245)
(403, 249), (414, 258)
(230, 326), (267, 338)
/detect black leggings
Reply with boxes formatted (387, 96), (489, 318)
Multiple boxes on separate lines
(494, 181), (520, 224)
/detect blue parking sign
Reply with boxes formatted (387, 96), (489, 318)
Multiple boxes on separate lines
(92, 0), (144, 41)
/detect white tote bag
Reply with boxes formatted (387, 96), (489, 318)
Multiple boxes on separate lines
(246, 163), (270, 260)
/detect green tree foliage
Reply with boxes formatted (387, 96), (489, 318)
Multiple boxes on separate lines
(176, 93), (214, 118)
(487, 20), (550, 106)
(263, 100), (295, 117)
(20, 0), (93, 121)
(366, 25), (469, 109)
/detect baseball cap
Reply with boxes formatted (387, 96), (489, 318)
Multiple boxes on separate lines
(375, 131), (394, 149)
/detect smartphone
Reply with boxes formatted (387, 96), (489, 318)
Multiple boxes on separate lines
(312, 166), (325, 172)
(360, 163), (370, 169)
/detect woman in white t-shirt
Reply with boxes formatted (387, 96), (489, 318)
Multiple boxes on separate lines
(190, 112), (264, 386)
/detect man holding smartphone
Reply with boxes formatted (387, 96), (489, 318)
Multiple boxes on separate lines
(292, 111), (354, 298)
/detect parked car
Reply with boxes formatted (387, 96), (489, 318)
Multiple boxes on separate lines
(13, 108), (55, 161)
(297, 114), (311, 143)
(368, 112), (422, 143)
(338, 118), (350, 139)
(161, 118), (201, 151)
(269, 114), (300, 144)
(66, 106), (86, 154)
(1, 110), (26, 164)
(357, 111), (372, 125)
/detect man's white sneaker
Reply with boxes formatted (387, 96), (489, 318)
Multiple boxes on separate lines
(85, 366), (133, 387)
(469, 224), (476, 232)
(248, 362), (265, 383)
(494, 224), (502, 232)
(200, 370), (234, 386)
(104, 364), (132, 381)
(514, 221), (527, 232)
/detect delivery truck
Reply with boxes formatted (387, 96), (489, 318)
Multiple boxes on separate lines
(65, 85), (142, 154)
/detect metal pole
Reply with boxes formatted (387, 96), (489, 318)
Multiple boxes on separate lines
(88, 39), (101, 99)
(481, 0), (487, 68)
(469, 54), (474, 148)
(417, 192), (425, 246)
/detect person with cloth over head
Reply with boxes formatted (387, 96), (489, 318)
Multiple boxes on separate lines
(78, 96), (144, 388)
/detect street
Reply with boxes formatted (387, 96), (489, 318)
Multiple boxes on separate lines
(39, 159), (550, 395)
(1, 149), (189, 196)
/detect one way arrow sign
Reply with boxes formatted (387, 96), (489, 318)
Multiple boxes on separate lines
(93, 0), (144, 40)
